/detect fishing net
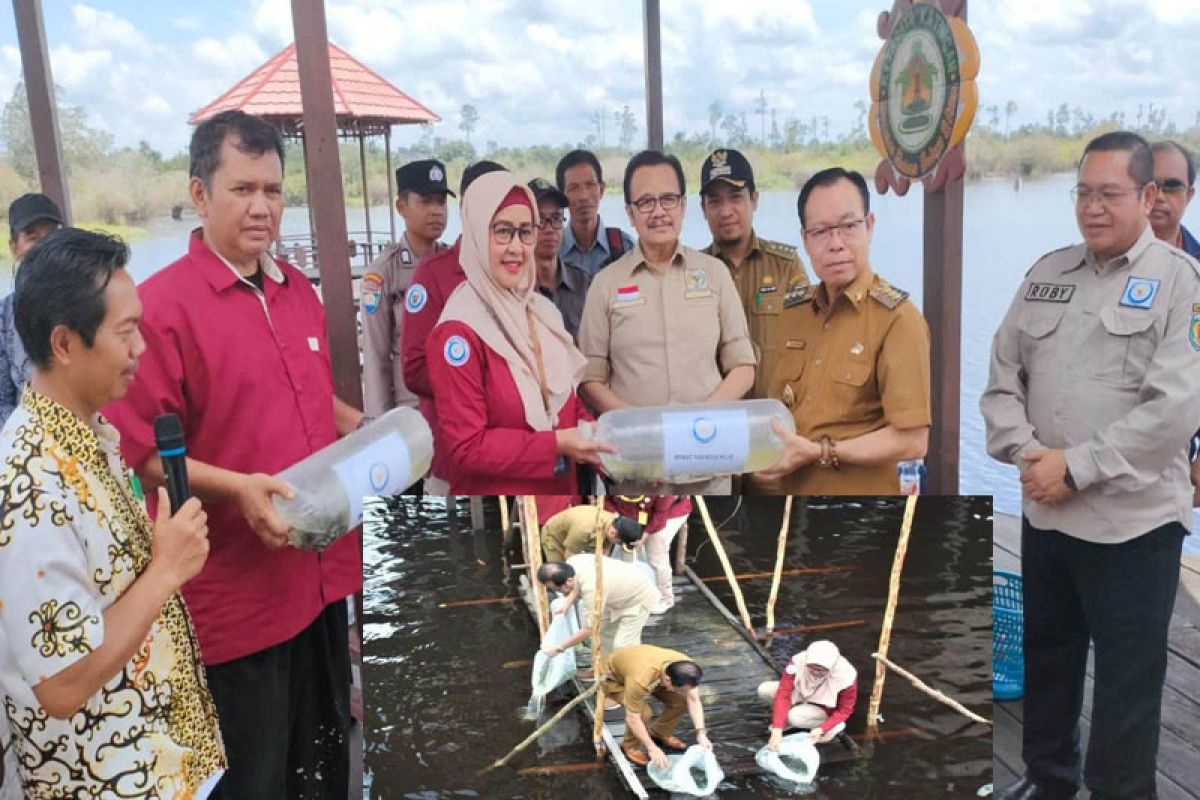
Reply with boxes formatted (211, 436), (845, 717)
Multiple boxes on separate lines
(526, 598), (578, 718)
(646, 745), (725, 796)
(754, 733), (820, 784)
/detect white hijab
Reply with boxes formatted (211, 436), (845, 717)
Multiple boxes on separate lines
(786, 640), (857, 708)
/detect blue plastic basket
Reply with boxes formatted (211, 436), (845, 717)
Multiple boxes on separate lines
(993, 571), (1024, 701)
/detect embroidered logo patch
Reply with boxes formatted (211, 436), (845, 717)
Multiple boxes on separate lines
(1190, 310), (1200, 352)
(444, 335), (470, 366)
(1024, 282), (1075, 303)
(362, 272), (383, 314)
(685, 268), (710, 292)
(1119, 277), (1159, 309)
(405, 283), (428, 313)
(616, 284), (640, 303)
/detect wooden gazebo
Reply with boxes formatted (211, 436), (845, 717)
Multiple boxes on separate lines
(190, 41), (439, 266)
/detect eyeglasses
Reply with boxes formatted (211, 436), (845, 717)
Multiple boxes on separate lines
(537, 213), (566, 231)
(630, 192), (682, 214)
(1155, 178), (1191, 195)
(803, 218), (865, 244)
(491, 222), (536, 245)
(1070, 185), (1145, 207)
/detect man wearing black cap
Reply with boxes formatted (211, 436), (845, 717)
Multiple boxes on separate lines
(1, 193), (64, 425)
(400, 159), (506, 494)
(529, 177), (592, 340)
(361, 159), (452, 418)
(699, 149), (809, 399)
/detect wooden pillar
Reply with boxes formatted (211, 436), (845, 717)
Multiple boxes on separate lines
(642, 0), (664, 150)
(469, 496), (486, 531)
(358, 127), (372, 247)
(12, 0), (72, 222)
(291, 1), (362, 407)
(384, 126), (397, 242)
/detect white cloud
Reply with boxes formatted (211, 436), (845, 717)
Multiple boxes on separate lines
(70, 4), (147, 50)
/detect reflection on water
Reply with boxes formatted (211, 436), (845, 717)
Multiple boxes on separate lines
(363, 495), (993, 798)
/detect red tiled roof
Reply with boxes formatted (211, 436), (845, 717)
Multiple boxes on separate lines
(189, 42), (439, 126)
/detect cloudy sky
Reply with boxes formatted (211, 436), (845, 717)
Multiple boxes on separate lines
(1, 0), (1199, 156)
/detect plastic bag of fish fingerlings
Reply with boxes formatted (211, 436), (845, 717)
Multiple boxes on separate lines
(647, 744), (725, 796)
(755, 733), (820, 784)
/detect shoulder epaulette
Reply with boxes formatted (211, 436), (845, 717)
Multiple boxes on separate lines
(869, 278), (909, 310)
(783, 283), (816, 308)
(761, 239), (800, 261)
(1026, 243), (1084, 277)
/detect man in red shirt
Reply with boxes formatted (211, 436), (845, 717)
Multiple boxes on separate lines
(105, 110), (363, 800)
(400, 160), (505, 493)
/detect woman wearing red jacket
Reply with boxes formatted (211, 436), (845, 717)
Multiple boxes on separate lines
(426, 172), (613, 494)
(604, 495), (692, 612)
(757, 640), (857, 750)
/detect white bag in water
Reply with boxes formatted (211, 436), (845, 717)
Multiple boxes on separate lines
(755, 733), (820, 784)
(527, 598), (578, 716)
(646, 745), (725, 796)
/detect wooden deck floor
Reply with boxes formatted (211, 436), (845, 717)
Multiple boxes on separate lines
(992, 513), (1200, 799)
(519, 567), (859, 796)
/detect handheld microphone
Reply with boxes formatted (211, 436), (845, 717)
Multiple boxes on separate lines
(153, 413), (190, 514)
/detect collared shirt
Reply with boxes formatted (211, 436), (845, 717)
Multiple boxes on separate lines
(0, 389), (225, 798)
(566, 554), (659, 624)
(560, 216), (635, 276)
(361, 233), (447, 417)
(578, 243), (756, 407)
(541, 506), (616, 563)
(0, 292), (32, 425)
(400, 240), (465, 480)
(981, 225), (1200, 544)
(105, 231), (362, 665)
(536, 257), (593, 341)
(1180, 224), (1200, 260)
(703, 230), (810, 398)
(602, 644), (689, 716)
(762, 268), (931, 494)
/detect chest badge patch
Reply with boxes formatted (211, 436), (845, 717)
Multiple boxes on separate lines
(1120, 276), (1159, 309)
(850, 342), (865, 356)
(1189, 308), (1200, 352)
(616, 284), (640, 304)
(405, 283), (428, 313)
(1025, 282), (1075, 303)
(685, 268), (710, 292)
(444, 335), (470, 367)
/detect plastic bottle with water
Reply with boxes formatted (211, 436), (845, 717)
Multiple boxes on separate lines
(581, 399), (795, 483)
(273, 407), (433, 551)
(897, 459), (924, 495)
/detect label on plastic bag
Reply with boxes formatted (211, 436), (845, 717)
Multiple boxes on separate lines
(332, 431), (411, 525)
(661, 409), (749, 478)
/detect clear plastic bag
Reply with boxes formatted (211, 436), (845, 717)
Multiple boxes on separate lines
(754, 733), (820, 784)
(646, 745), (725, 796)
(526, 598), (578, 717)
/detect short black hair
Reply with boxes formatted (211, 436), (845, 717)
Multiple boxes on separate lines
(665, 660), (703, 688)
(14, 228), (129, 370)
(612, 516), (643, 547)
(460, 160), (506, 196)
(556, 149), (603, 191)
(797, 167), (871, 229)
(623, 150), (686, 205)
(1151, 140), (1197, 188)
(537, 562), (575, 588)
(190, 110), (285, 192)
(1081, 131), (1153, 187)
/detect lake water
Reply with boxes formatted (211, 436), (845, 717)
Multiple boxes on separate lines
(15, 176), (1197, 546)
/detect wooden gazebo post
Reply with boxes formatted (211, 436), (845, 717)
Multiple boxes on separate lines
(385, 125), (397, 241)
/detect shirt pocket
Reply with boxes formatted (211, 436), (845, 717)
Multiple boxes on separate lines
(771, 347), (808, 407)
(830, 358), (874, 421)
(1096, 306), (1158, 386)
(1018, 307), (1066, 375)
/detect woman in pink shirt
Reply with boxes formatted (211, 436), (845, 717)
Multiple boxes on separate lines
(757, 639), (858, 750)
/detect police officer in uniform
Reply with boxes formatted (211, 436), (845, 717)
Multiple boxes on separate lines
(755, 167), (930, 494)
(981, 131), (1200, 800)
(700, 148), (809, 398)
(361, 159), (452, 417)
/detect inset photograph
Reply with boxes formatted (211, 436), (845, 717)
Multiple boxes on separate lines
(362, 495), (992, 798)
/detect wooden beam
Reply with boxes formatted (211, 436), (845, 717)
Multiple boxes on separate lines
(291, 0), (362, 407)
(12, 0), (72, 222)
(642, 0), (664, 150)
(385, 125), (396, 241)
(358, 128), (372, 246)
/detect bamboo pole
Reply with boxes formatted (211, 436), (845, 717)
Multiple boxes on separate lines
(481, 682), (601, 773)
(764, 495), (794, 640)
(694, 496), (754, 634)
(672, 497), (690, 575)
(590, 500), (608, 756)
(871, 653), (992, 726)
(700, 565), (855, 582)
(521, 496), (549, 636)
(499, 495), (510, 534)
(866, 495), (919, 740)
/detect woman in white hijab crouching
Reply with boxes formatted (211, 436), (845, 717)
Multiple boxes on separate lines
(756, 640), (858, 751)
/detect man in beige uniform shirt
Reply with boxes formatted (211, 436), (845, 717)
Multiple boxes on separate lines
(981, 131), (1200, 800)
(699, 148), (809, 398)
(578, 150), (756, 493)
(360, 159), (451, 417)
(539, 505), (642, 563)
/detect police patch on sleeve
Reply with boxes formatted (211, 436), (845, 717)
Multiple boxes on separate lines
(1190, 303), (1200, 352)
(444, 335), (470, 366)
(405, 283), (428, 313)
(1119, 276), (1159, 309)
(362, 272), (383, 315)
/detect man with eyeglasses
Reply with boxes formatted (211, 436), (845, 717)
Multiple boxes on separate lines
(754, 167), (930, 494)
(556, 149), (635, 276)
(578, 150), (756, 494)
(529, 177), (592, 340)
(699, 148), (809, 399)
(981, 131), (1200, 800)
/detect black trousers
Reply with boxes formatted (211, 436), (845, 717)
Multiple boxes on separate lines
(1021, 517), (1184, 799)
(207, 599), (352, 800)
